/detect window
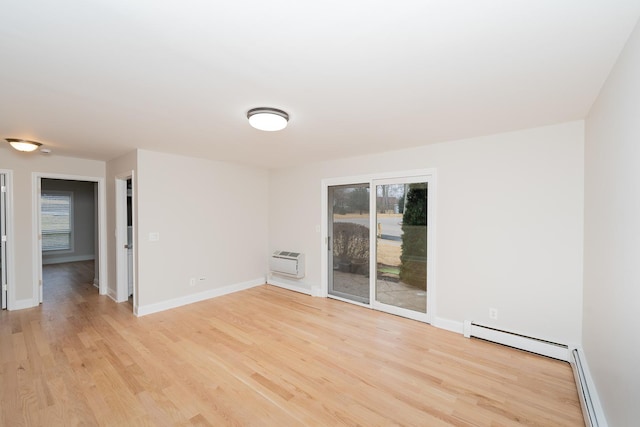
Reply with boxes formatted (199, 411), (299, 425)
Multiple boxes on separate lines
(41, 191), (73, 251)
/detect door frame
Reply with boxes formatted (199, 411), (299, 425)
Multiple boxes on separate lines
(321, 168), (437, 322)
(32, 172), (108, 304)
(115, 172), (136, 308)
(0, 170), (15, 309)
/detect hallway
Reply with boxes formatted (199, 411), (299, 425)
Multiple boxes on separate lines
(42, 260), (96, 305)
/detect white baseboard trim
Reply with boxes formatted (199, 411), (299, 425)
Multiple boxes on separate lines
(268, 278), (313, 296)
(136, 278), (266, 317)
(10, 298), (37, 310)
(42, 254), (95, 265)
(106, 287), (118, 303)
(93, 278), (99, 289)
(570, 346), (608, 427)
(432, 317), (464, 334)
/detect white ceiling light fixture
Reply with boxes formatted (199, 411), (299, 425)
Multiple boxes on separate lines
(5, 138), (43, 152)
(247, 107), (289, 131)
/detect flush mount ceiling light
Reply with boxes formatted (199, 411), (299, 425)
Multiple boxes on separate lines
(5, 138), (43, 152)
(247, 107), (289, 131)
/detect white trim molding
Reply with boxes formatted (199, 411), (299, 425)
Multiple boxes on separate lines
(10, 299), (37, 311)
(268, 277), (313, 296)
(136, 278), (266, 317)
(0, 169), (16, 310)
(432, 317), (464, 334)
(42, 254), (95, 265)
(570, 346), (608, 427)
(107, 287), (118, 303)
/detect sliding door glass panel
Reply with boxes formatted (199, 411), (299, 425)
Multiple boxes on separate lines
(328, 184), (370, 304)
(375, 182), (427, 314)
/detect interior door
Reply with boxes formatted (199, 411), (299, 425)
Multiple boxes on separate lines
(328, 183), (370, 304)
(1, 174), (7, 309)
(116, 174), (135, 307)
(127, 178), (133, 298)
(372, 178), (429, 321)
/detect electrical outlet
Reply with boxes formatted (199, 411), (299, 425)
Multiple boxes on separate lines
(489, 308), (498, 320)
(189, 278), (196, 287)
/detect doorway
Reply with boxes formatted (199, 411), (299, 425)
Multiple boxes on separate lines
(324, 171), (434, 323)
(39, 179), (96, 302)
(33, 173), (107, 304)
(1, 172), (8, 309)
(115, 173), (135, 311)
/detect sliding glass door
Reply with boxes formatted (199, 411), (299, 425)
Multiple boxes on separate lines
(373, 178), (428, 320)
(325, 173), (432, 322)
(328, 184), (370, 304)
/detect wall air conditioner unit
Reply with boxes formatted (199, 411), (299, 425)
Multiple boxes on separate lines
(270, 251), (305, 279)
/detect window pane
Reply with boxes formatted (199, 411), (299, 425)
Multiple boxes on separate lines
(376, 182), (427, 313)
(42, 232), (71, 251)
(328, 184), (370, 304)
(41, 193), (71, 251)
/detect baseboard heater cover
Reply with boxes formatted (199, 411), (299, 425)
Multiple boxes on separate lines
(570, 347), (607, 427)
(463, 321), (569, 361)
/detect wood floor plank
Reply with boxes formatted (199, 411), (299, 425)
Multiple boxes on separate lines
(0, 261), (584, 426)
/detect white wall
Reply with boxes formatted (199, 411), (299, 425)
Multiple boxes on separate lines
(135, 150), (268, 309)
(41, 179), (95, 264)
(0, 148), (105, 307)
(584, 18), (640, 426)
(269, 121), (584, 345)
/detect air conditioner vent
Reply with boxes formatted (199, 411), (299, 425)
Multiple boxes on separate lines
(270, 251), (305, 279)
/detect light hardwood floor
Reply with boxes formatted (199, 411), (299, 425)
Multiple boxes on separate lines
(0, 261), (584, 426)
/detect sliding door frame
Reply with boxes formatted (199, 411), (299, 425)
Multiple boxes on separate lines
(321, 168), (437, 322)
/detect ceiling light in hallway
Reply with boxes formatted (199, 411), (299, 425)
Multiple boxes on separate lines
(5, 138), (43, 152)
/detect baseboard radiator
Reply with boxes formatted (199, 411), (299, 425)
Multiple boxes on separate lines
(463, 321), (606, 426)
(570, 347), (607, 427)
(463, 321), (569, 361)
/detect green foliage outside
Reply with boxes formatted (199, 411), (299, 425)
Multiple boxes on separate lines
(399, 184), (427, 288)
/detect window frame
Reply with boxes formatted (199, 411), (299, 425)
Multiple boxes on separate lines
(41, 190), (74, 253)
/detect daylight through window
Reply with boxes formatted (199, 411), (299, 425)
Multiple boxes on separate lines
(41, 192), (73, 251)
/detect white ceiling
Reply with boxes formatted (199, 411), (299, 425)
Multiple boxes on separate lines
(1, 1), (639, 168)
